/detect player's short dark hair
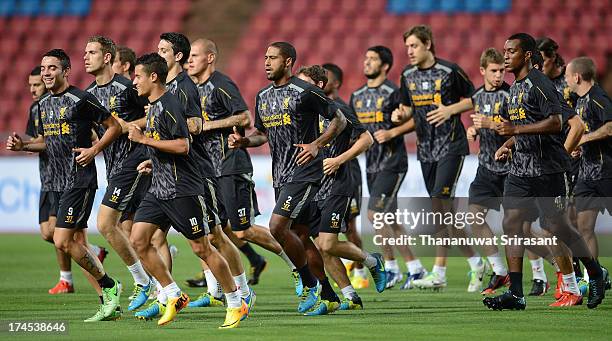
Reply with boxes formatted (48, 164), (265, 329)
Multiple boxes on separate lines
(116, 45), (136, 74)
(160, 32), (191, 65)
(323, 63), (343, 88)
(531, 50), (544, 70)
(403, 25), (435, 55)
(269, 41), (297, 67)
(42, 49), (71, 70)
(87, 35), (116, 63)
(537, 37), (565, 68)
(480, 48), (504, 68)
(570, 57), (596, 82)
(30, 66), (42, 76)
(297, 65), (328, 88)
(367, 45), (393, 71)
(135, 53), (168, 84)
(507, 33), (536, 56)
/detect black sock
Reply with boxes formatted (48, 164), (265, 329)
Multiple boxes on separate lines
(99, 295), (104, 304)
(508, 272), (524, 297)
(572, 257), (583, 278)
(97, 274), (115, 289)
(297, 264), (318, 288)
(239, 243), (263, 266)
(320, 278), (340, 303)
(581, 257), (603, 279)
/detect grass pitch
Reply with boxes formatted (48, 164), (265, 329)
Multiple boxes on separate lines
(0, 233), (610, 340)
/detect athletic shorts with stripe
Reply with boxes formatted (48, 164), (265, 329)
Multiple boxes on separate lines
(420, 155), (465, 198)
(366, 171), (406, 212)
(102, 169), (150, 213)
(39, 191), (61, 224)
(273, 182), (319, 221)
(218, 174), (261, 232)
(201, 177), (227, 231)
(133, 192), (210, 240)
(55, 187), (96, 229)
(308, 195), (352, 237)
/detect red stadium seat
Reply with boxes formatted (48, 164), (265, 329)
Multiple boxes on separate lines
(453, 14), (476, 34)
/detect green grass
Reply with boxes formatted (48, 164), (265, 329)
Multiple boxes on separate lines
(0, 233), (610, 341)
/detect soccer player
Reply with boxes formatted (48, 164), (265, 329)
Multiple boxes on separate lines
(7, 49), (123, 321)
(297, 65), (386, 315)
(482, 33), (605, 311)
(112, 45), (136, 79)
(83, 35), (154, 312)
(350, 45), (423, 289)
(567, 56), (611, 289)
(322, 63), (369, 289)
(452, 48), (511, 294)
(394, 25), (484, 291)
(229, 42), (345, 313)
(126, 53), (247, 328)
(187, 38), (302, 291)
(143, 32), (254, 313)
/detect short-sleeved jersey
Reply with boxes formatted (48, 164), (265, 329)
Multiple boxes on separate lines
(86, 74), (148, 179)
(399, 59), (474, 162)
(25, 100), (53, 191)
(500, 68), (568, 177)
(37, 86), (110, 191)
(350, 79), (407, 174)
(471, 82), (511, 175)
(254, 76), (332, 188)
(197, 71), (252, 177)
(166, 70), (215, 178)
(145, 91), (204, 200)
(575, 84), (612, 180)
(314, 98), (367, 201)
(551, 69), (578, 108)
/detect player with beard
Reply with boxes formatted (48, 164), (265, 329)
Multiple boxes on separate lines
(350, 46), (424, 289)
(229, 42), (345, 314)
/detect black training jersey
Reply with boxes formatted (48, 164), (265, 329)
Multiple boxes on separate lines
(551, 69), (578, 108)
(350, 79), (407, 174)
(197, 71), (252, 177)
(254, 76), (332, 188)
(37, 86), (110, 191)
(25, 100), (53, 191)
(501, 68), (568, 177)
(166, 70), (215, 178)
(145, 92), (204, 200)
(315, 98), (367, 201)
(399, 58), (474, 162)
(471, 82), (511, 175)
(86, 74), (148, 180)
(575, 84), (612, 180)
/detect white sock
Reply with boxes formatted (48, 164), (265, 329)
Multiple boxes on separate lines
(407, 259), (424, 274)
(487, 253), (508, 276)
(233, 272), (250, 298)
(225, 290), (241, 309)
(60, 271), (73, 285)
(89, 244), (100, 255)
(127, 261), (149, 286)
(340, 285), (357, 299)
(562, 272), (580, 295)
(385, 259), (399, 272)
(530, 258), (547, 281)
(204, 270), (222, 298)
(432, 265), (446, 279)
(155, 280), (167, 304)
(583, 267), (590, 282)
(278, 251), (296, 270)
(362, 253), (377, 268)
(162, 282), (181, 300)
(354, 267), (367, 278)
(467, 255), (483, 271)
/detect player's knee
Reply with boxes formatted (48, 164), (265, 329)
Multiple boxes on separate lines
(191, 239), (211, 258)
(53, 234), (70, 253)
(318, 238), (336, 254)
(129, 234), (148, 254)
